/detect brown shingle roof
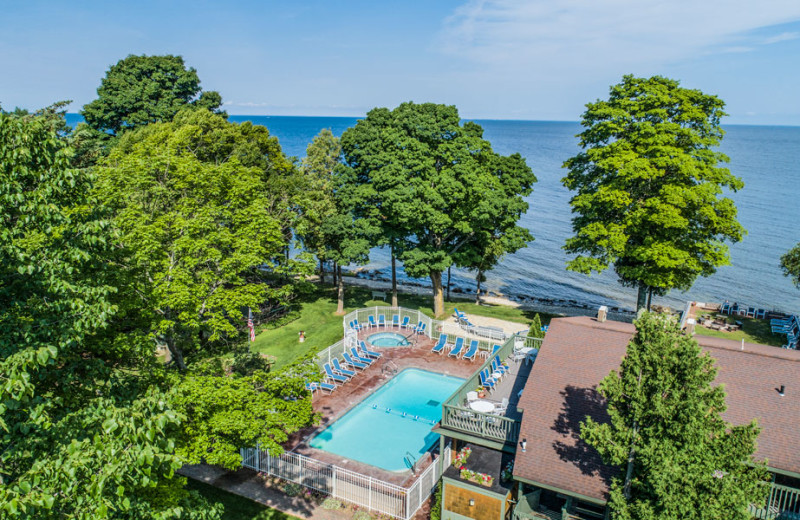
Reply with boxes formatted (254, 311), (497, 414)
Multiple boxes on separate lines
(514, 316), (800, 502)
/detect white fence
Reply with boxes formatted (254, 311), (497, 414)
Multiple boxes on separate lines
(241, 446), (449, 520)
(341, 306), (509, 357)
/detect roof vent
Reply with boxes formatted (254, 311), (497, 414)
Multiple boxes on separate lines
(597, 306), (608, 323)
(779, 385), (786, 397)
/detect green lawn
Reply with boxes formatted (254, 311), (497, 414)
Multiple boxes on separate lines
(252, 283), (553, 368)
(187, 478), (300, 520)
(694, 311), (785, 347)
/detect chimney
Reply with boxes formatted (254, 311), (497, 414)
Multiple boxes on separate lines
(779, 385), (786, 397)
(597, 306), (608, 323)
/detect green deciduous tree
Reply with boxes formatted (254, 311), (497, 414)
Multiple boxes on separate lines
(296, 129), (341, 285)
(562, 75), (745, 317)
(174, 363), (319, 469)
(580, 313), (768, 520)
(340, 102), (535, 316)
(0, 111), (220, 519)
(780, 243), (800, 288)
(96, 109), (310, 369)
(82, 54), (225, 136)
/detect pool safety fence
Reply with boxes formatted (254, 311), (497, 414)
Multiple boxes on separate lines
(240, 445), (450, 520)
(340, 306), (511, 357)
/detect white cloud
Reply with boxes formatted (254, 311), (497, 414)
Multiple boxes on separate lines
(438, 0), (800, 76)
(762, 31), (800, 44)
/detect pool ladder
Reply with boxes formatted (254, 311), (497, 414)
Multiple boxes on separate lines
(382, 360), (399, 377)
(404, 451), (417, 475)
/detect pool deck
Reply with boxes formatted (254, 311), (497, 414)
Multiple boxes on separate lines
(286, 325), (488, 486)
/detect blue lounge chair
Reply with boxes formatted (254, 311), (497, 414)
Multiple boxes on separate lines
(378, 314), (386, 327)
(368, 315), (377, 328)
(479, 369), (496, 391)
(448, 337), (465, 358)
(332, 358), (356, 378)
(494, 355), (510, 374)
(349, 347), (374, 365)
(342, 352), (368, 370)
(432, 334), (448, 354)
(324, 363), (348, 384)
(392, 315), (400, 328)
(400, 316), (410, 329)
(305, 382), (318, 393)
(319, 381), (336, 394)
(359, 340), (382, 359)
(413, 321), (427, 335)
(492, 344), (501, 355)
(454, 308), (467, 320)
(352, 319), (362, 331)
(462, 340), (479, 361)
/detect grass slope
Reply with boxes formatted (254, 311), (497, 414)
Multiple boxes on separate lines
(694, 311), (786, 347)
(187, 479), (300, 520)
(252, 283), (552, 368)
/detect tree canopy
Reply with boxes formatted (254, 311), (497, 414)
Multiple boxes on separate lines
(581, 313), (768, 520)
(95, 109), (310, 369)
(780, 243), (800, 288)
(82, 54), (224, 136)
(340, 102), (535, 316)
(0, 110), (221, 519)
(562, 75), (744, 315)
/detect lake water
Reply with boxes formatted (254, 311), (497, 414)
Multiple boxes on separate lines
(66, 113), (800, 313)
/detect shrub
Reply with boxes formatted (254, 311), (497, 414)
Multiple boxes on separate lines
(231, 351), (274, 376)
(283, 482), (305, 497)
(322, 498), (343, 510)
(429, 482), (442, 520)
(353, 511), (374, 520)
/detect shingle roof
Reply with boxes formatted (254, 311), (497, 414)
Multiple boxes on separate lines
(514, 316), (800, 502)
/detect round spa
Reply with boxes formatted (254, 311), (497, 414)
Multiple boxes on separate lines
(367, 331), (412, 347)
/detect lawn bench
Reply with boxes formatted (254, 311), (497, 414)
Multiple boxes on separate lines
(371, 290), (387, 301)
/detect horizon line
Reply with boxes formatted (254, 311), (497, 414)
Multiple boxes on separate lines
(63, 113), (800, 129)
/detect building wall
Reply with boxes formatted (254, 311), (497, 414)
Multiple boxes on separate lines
(443, 480), (506, 520)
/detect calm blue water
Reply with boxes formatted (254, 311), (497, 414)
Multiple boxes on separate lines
(65, 114), (800, 313)
(367, 332), (410, 347)
(309, 368), (463, 472)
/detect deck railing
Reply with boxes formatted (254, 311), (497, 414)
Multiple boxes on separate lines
(751, 481), (800, 519)
(439, 334), (541, 445)
(241, 446), (449, 520)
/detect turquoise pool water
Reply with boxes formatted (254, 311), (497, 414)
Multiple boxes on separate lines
(309, 368), (464, 472)
(367, 332), (411, 347)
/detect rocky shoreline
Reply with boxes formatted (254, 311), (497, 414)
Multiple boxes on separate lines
(338, 268), (639, 323)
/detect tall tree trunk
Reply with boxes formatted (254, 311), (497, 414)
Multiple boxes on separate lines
(391, 244), (398, 307)
(647, 287), (653, 311)
(336, 265), (345, 315)
(430, 270), (444, 317)
(475, 270), (483, 304)
(332, 261), (338, 287)
(319, 257), (325, 285)
(447, 266), (452, 301)
(165, 333), (186, 371)
(636, 284), (648, 318)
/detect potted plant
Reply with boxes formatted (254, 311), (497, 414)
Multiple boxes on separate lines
(477, 386), (485, 399)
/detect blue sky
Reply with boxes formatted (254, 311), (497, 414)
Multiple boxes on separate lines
(2, 0), (800, 125)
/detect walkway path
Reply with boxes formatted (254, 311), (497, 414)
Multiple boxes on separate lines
(180, 464), (351, 520)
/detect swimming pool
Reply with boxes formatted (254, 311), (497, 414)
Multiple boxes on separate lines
(367, 332), (411, 347)
(309, 368), (464, 472)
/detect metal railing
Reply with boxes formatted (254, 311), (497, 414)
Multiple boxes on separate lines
(751, 481), (800, 519)
(439, 334), (542, 444)
(240, 446), (450, 520)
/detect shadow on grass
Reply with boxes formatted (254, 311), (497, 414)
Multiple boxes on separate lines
(186, 478), (302, 520)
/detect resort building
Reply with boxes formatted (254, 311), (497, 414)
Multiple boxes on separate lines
(241, 307), (800, 520)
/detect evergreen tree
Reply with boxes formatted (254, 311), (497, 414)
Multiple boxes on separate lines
(581, 313), (768, 520)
